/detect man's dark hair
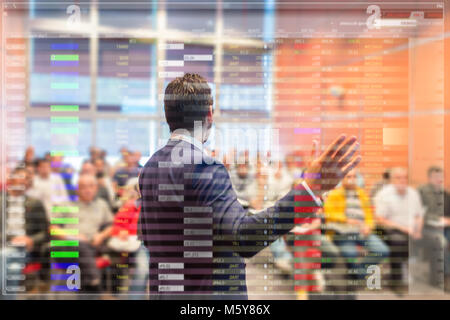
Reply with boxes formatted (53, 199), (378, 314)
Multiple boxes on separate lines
(428, 165), (443, 178)
(164, 73), (213, 132)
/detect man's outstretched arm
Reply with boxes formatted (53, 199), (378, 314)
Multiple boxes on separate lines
(199, 135), (361, 258)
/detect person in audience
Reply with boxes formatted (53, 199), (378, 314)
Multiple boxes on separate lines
(23, 165), (35, 189)
(229, 157), (254, 206)
(89, 146), (102, 163)
(224, 148), (238, 171)
(100, 149), (107, 160)
(282, 152), (343, 293)
(44, 152), (52, 163)
(209, 149), (218, 161)
(50, 154), (75, 198)
(111, 146), (129, 177)
(113, 151), (141, 197)
(248, 157), (293, 209)
(80, 160), (97, 176)
(80, 160), (114, 210)
(107, 178), (149, 296)
(51, 174), (113, 292)
(375, 167), (424, 293)
(93, 157), (115, 207)
(371, 168), (391, 199)
(27, 158), (69, 218)
(132, 151), (143, 168)
(286, 209), (343, 295)
(324, 169), (389, 282)
(98, 149), (112, 176)
(23, 146), (36, 167)
(0, 167), (49, 298)
(249, 158), (308, 275)
(419, 166), (450, 291)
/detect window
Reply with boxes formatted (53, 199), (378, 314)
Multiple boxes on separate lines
(95, 119), (157, 157)
(30, 38), (90, 110)
(26, 118), (91, 158)
(98, 3), (156, 30)
(220, 45), (271, 113)
(166, 1), (216, 33)
(97, 39), (157, 114)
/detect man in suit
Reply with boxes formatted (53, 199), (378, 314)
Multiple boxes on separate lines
(138, 73), (361, 299)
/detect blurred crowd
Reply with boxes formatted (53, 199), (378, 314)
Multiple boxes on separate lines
(227, 153), (450, 296)
(1, 146), (147, 298)
(1, 145), (449, 299)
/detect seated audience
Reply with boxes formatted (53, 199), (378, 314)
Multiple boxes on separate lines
(107, 178), (149, 295)
(229, 158), (254, 206)
(324, 169), (389, 282)
(111, 146), (129, 177)
(51, 174), (113, 292)
(271, 158), (295, 197)
(27, 158), (69, 218)
(371, 168), (391, 200)
(0, 167), (49, 298)
(22, 146), (36, 167)
(248, 163), (273, 210)
(375, 167), (424, 293)
(419, 166), (450, 290)
(50, 154), (75, 198)
(80, 160), (114, 210)
(14, 142), (447, 299)
(113, 151), (141, 197)
(89, 146), (102, 163)
(93, 157), (115, 207)
(287, 210), (342, 294)
(132, 151), (143, 168)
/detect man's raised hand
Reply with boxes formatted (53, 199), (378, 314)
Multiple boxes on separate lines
(303, 134), (361, 195)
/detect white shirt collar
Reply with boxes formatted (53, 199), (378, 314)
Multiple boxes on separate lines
(170, 132), (204, 151)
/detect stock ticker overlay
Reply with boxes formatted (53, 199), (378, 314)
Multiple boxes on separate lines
(1, 1), (447, 300)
